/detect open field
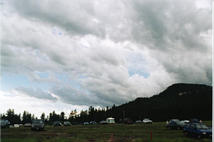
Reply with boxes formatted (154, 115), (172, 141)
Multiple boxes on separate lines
(1, 122), (212, 142)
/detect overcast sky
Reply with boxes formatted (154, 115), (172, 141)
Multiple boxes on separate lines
(0, 0), (212, 117)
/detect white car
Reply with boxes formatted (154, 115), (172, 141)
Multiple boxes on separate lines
(181, 120), (190, 123)
(83, 122), (89, 125)
(142, 118), (152, 124)
(24, 123), (32, 127)
(14, 124), (20, 128)
(180, 120), (190, 128)
(136, 120), (142, 123)
(63, 121), (71, 126)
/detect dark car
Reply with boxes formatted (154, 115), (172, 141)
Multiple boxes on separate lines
(190, 118), (200, 123)
(183, 123), (212, 138)
(166, 119), (182, 129)
(31, 119), (44, 131)
(71, 122), (80, 125)
(53, 121), (63, 127)
(0, 120), (10, 128)
(122, 118), (133, 124)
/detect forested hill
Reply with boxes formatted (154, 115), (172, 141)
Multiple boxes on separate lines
(108, 83), (212, 122)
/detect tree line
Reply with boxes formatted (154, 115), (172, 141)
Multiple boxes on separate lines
(1, 84), (212, 124)
(0, 106), (119, 125)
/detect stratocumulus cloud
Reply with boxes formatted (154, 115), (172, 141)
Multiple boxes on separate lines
(0, 0), (211, 115)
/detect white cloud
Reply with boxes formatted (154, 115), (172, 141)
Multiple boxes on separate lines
(0, 90), (88, 117)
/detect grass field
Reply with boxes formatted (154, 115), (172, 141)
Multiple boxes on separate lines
(1, 122), (212, 142)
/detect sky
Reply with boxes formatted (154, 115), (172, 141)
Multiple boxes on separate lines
(0, 0), (212, 117)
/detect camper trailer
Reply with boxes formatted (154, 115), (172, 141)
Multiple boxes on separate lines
(106, 117), (115, 124)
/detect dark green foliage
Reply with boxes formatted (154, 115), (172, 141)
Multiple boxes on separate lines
(60, 112), (65, 121)
(3, 109), (22, 124)
(40, 113), (45, 121)
(22, 111), (32, 123)
(48, 111), (61, 124)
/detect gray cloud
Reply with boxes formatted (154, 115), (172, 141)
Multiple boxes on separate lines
(8, 0), (105, 37)
(51, 86), (96, 106)
(129, 0), (212, 85)
(16, 87), (57, 101)
(131, 0), (211, 50)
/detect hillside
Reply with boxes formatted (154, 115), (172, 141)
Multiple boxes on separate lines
(108, 83), (212, 121)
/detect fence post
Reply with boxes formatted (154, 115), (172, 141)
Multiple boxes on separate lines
(150, 131), (152, 141)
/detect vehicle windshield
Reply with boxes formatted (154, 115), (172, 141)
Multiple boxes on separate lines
(196, 124), (208, 129)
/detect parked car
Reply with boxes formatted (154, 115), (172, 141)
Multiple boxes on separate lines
(190, 118), (200, 123)
(63, 121), (71, 126)
(183, 123), (212, 138)
(5, 120), (10, 126)
(143, 118), (152, 124)
(179, 120), (190, 129)
(71, 122), (80, 125)
(182, 120), (190, 123)
(122, 118), (133, 124)
(0, 120), (10, 128)
(31, 119), (44, 131)
(135, 120), (142, 123)
(24, 123), (32, 127)
(89, 121), (97, 125)
(14, 124), (20, 128)
(99, 120), (107, 124)
(9, 125), (14, 128)
(166, 119), (182, 129)
(53, 121), (63, 127)
(83, 122), (89, 125)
